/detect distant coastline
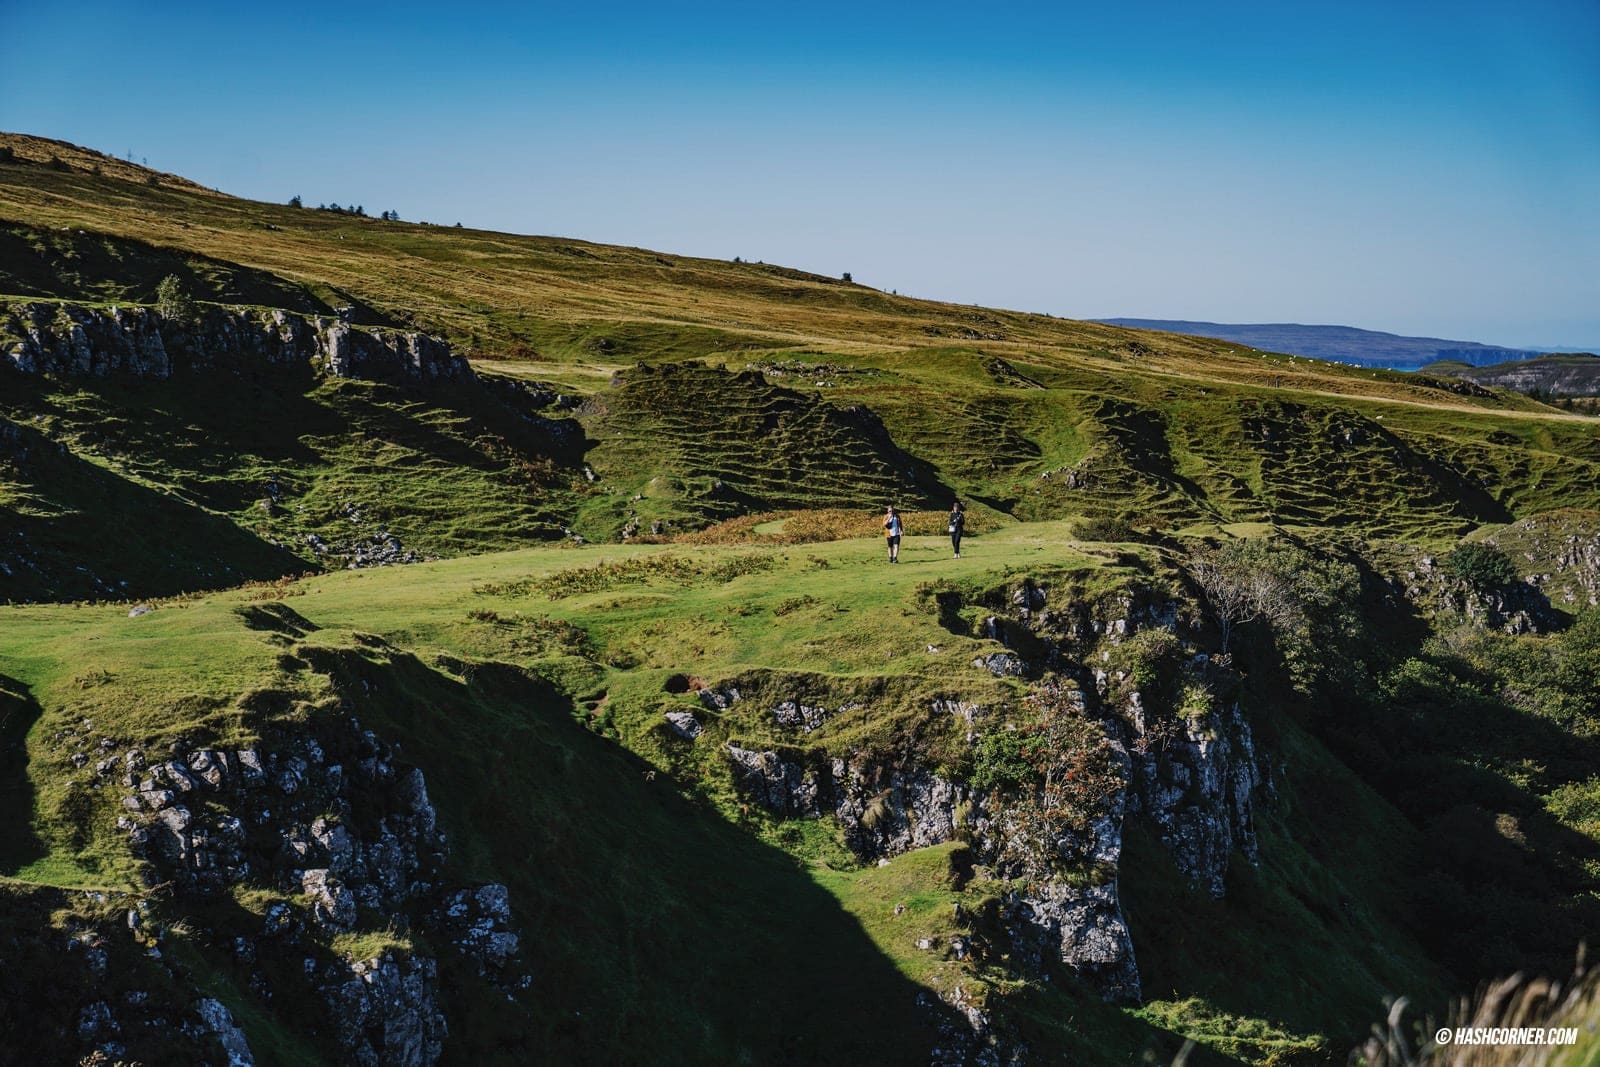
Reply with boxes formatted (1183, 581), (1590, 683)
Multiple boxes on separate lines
(1094, 318), (1595, 371)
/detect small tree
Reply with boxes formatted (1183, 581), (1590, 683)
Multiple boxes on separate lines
(288, 194), (303, 208)
(841, 271), (853, 283)
(1190, 538), (1363, 692)
(980, 680), (1125, 881)
(1191, 542), (1274, 652)
(154, 274), (197, 325)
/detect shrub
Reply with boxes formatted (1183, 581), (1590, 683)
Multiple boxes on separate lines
(154, 274), (197, 324)
(1441, 542), (1518, 589)
(972, 729), (1035, 793)
(1072, 515), (1138, 542)
(979, 681), (1125, 877)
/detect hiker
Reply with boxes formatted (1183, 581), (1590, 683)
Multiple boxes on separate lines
(883, 506), (903, 563)
(949, 500), (965, 557)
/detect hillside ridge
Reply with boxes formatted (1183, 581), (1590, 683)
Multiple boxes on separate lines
(3, 132), (1600, 1067)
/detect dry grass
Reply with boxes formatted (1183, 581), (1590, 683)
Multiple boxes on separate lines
(1352, 958), (1600, 1066)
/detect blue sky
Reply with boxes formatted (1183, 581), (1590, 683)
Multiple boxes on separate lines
(3, 1), (1597, 347)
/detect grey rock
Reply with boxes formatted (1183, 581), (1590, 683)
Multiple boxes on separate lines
(301, 868), (357, 931)
(663, 710), (702, 740)
(773, 700), (829, 732)
(76, 1000), (117, 1040)
(311, 816), (356, 874)
(194, 997), (256, 1067)
(726, 745), (820, 817)
(697, 685), (741, 711)
(973, 652), (1027, 677)
(323, 954), (447, 1067)
(1, 301), (471, 385)
(235, 749), (264, 783)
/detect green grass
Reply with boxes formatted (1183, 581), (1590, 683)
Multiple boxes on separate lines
(4, 131), (1600, 1064)
(6, 129), (1600, 595)
(0, 525), (1472, 1063)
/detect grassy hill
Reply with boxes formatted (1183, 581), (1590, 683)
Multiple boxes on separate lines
(0, 527), (1451, 1064)
(3, 132), (1600, 1065)
(6, 130), (1600, 598)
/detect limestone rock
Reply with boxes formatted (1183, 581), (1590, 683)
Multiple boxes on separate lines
(323, 954), (447, 1067)
(193, 997), (256, 1067)
(301, 869), (357, 931)
(1, 301), (472, 386)
(663, 710), (702, 740)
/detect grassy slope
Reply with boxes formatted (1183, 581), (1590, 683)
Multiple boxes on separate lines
(0, 367), (583, 601)
(0, 525), (1450, 1063)
(5, 130), (1600, 563)
(1, 133), (1596, 1062)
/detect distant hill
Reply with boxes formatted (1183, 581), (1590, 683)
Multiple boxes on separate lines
(1426, 351), (1600, 397)
(1095, 318), (1548, 370)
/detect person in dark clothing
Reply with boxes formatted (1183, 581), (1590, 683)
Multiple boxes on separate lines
(883, 506), (903, 563)
(948, 500), (966, 558)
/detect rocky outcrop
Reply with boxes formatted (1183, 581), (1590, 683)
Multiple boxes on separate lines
(114, 722), (446, 906)
(1, 301), (472, 384)
(1400, 550), (1566, 633)
(192, 998), (256, 1067)
(721, 577), (1265, 1008)
(323, 953), (448, 1067)
(1003, 883), (1139, 1002)
(0, 883), (264, 1066)
(1474, 511), (1600, 612)
(727, 744), (972, 860)
(1123, 697), (1259, 898)
(78, 715), (527, 1066)
(436, 883), (528, 990)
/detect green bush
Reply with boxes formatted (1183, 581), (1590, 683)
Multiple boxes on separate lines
(154, 273), (197, 324)
(971, 729), (1036, 793)
(1441, 542), (1518, 589)
(1073, 515), (1138, 542)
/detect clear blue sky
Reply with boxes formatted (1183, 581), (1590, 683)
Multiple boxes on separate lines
(3, 1), (1597, 347)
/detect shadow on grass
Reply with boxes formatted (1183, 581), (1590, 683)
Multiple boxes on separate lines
(0, 415), (308, 602)
(246, 640), (964, 1065)
(0, 675), (45, 875)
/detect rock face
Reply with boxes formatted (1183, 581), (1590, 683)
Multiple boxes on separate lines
(120, 723), (446, 906)
(324, 954), (447, 1067)
(103, 717), (526, 1066)
(1400, 548), (1567, 633)
(1122, 697), (1259, 898)
(723, 578), (1266, 1008)
(727, 744), (972, 860)
(1, 301), (472, 384)
(193, 997), (256, 1067)
(0, 883), (270, 1066)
